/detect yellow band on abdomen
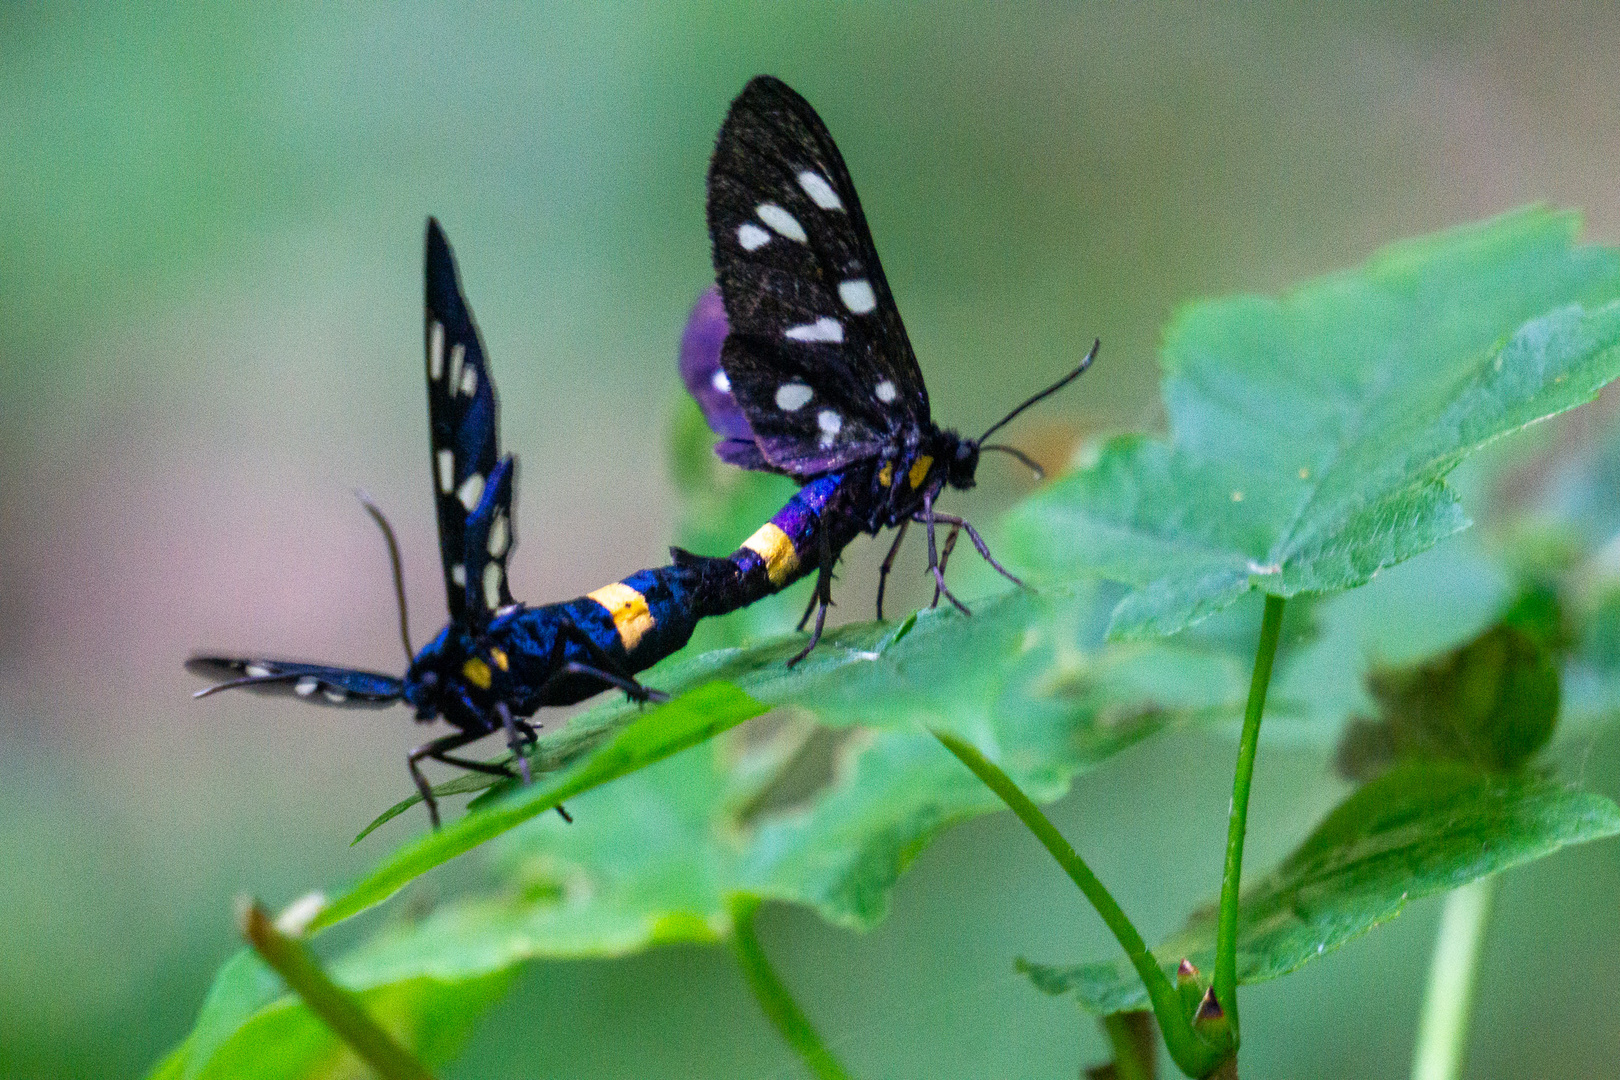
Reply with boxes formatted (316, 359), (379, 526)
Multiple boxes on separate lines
(908, 455), (934, 489)
(742, 522), (800, 586)
(587, 581), (656, 651)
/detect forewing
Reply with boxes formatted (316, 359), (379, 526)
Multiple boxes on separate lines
(424, 218), (500, 628)
(460, 453), (518, 624)
(707, 75), (929, 477)
(186, 657), (403, 707)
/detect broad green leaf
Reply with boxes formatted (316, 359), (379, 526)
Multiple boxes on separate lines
(315, 681), (769, 930)
(1019, 761), (1620, 1014)
(1006, 207), (1620, 639)
(329, 586), (1248, 930)
(169, 587), (1248, 1076)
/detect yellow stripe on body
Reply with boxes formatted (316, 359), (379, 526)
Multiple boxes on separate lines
(588, 581), (656, 651)
(878, 463), (894, 487)
(908, 455), (934, 489)
(742, 522), (800, 586)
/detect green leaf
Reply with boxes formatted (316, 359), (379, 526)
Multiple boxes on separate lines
(1019, 761), (1620, 1014)
(1006, 207), (1620, 639)
(314, 681), (770, 931)
(168, 588), (1249, 1077)
(1335, 621), (1560, 779)
(329, 586), (1247, 930)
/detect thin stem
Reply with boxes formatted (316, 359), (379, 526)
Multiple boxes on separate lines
(1411, 877), (1496, 1080)
(931, 728), (1226, 1077)
(728, 895), (857, 1080)
(1213, 593), (1287, 1037)
(239, 898), (435, 1080)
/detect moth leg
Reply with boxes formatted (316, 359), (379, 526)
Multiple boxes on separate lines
(541, 659), (671, 705)
(495, 701), (532, 784)
(875, 518), (911, 621)
(788, 525), (836, 667)
(927, 510), (1027, 590)
(408, 729), (498, 829)
(555, 615), (669, 704)
(795, 581), (820, 633)
(930, 523), (962, 609)
(917, 493), (971, 615)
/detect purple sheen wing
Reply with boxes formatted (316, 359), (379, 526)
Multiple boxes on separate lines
(679, 287), (755, 443)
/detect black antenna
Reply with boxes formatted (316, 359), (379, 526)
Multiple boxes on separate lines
(977, 338), (1100, 445)
(356, 491), (414, 662)
(979, 443), (1045, 480)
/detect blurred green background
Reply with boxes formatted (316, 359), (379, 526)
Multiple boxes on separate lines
(5, 3), (1620, 1077)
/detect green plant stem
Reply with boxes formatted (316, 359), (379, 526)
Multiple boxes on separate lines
(238, 898), (434, 1080)
(1213, 592), (1286, 1037)
(931, 728), (1225, 1077)
(1411, 876), (1496, 1080)
(729, 894), (856, 1080)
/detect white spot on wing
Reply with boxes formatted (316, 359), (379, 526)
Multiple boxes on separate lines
(429, 321), (445, 379)
(737, 222), (771, 251)
(817, 409), (842, 447)
(876, 380), (897, 403)
(437, 449), (455, 493)
(459, 365), (478, 398)
(482, 563), (503, 609)
(776, 382), (814, 411)
(450, 564), (466, 586)
(447, 342), (466, 394)
(245, 664), (270, 678)
(294, 676), (319, 697)
(322, 687), (348, 704)
(457, 472), (485, 512)
(838, 279), (877, 314)
(711, 369), (731, 394)
(785, 317), (844, 343)
(798, 170), (844, 211)
(757, 203), (807, 243)
(488, 512), (510, 557)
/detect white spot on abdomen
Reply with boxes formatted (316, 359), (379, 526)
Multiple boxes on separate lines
(457, 472), (485, 512)
(712, 369), (731, 393)
(757, 203), (807, 242)
(785, 317), (843, 343)
(245, 663), (270, 678)
(436, 449), (455, 493)
(798, 170), (844, 211)
(295, 676), (319, 697)
(776, 382), (813, 411)
(428, 321), (445, 379)
(322, 687), (348, 704)
(817, 408), (842, 447)
(737, 223), (771, 251)
(876, 380), (897, 403)
(838, 279), (876, 314)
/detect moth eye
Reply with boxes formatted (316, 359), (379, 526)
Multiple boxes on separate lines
(957, 443), (972, 460)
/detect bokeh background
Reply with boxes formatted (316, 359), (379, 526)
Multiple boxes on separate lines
(6, 3), (1620, 1077)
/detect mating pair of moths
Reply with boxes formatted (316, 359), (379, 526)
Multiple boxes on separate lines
(190, 76), (1096, 828)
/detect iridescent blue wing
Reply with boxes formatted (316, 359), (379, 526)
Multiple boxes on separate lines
(706, 76), (930, 478)
(460, 453), (518, 624)
(186, 657), (403, 707)
(424, 218), (500, 628)
(677, 286), (768, 470)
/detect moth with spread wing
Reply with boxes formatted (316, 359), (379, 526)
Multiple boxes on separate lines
(697, 75), (1098, 653)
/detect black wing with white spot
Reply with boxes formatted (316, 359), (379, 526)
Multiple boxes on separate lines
(460, 452), (518, 625)
(424, 218), (500, 628)
(707, 76), (930, 478)
(186, 657), (403, 707)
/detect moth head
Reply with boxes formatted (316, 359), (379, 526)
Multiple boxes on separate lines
(943, 430), (980, 491)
